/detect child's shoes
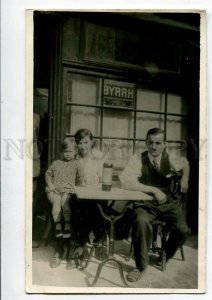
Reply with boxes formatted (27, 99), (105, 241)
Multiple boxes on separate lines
(63, 229), (71, 239)
(55, 229), (63, 238)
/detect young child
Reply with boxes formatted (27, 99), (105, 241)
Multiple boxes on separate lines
(45, 139), (85, 239)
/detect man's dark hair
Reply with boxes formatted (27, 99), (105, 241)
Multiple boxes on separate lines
(74, 128), (93, 144)
(146, 128), (166, 141)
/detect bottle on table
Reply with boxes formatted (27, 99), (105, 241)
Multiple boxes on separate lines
(102, 161), (113, 191)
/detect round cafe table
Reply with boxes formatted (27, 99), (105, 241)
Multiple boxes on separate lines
(74, 184), (153, 287)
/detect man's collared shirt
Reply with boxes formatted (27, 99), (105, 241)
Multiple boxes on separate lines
(148, 153), (162, 170)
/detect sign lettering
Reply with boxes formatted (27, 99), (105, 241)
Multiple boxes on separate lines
(103, 80), (135, 108)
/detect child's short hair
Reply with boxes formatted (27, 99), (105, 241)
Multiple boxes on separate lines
(62, 138), (76, 151)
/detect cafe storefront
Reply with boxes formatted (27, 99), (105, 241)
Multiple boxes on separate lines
(34, 12), (200, 231)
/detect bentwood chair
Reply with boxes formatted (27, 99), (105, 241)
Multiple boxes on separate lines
(150, 172), (187, 271)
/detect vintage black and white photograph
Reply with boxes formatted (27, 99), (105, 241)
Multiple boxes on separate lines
(26, 10), (206, 293)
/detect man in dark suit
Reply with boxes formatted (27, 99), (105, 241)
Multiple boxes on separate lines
(120, 128), (190, 282)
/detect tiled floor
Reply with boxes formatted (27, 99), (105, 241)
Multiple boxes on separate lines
(32, 234), (198, 290)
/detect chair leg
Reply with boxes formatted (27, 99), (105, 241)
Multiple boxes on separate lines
(123, 237), (133, 262)
(180, 246), (185, 261)
(83, 246), (95, 269)
(152, 225), (159, 252)
(80, 237), (107, 270)
(42, 216), (52, 246)
(161, 226), (167, 271)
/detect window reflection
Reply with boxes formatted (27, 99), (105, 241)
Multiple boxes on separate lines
(136, 113), (165, 139)
(167, 116), (187, 140)
(137, 89), (165, 112)
(67, 73), (100, 105)
(103, 109), (134, 138)
(66, 105), (100, 136)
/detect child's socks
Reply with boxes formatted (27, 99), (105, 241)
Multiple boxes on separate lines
(63, 221), (71, 238)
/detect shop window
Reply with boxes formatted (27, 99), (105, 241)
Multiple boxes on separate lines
(166, 116), (187, 140)
(136, 113), (165, 139)
(134, 140), (147, 157)
(167, 93), (188, 114)
(103, 109), (134, 138)
(66, 106), (101, 136)
(102, 139), (133, 171)
(137, 89), (165, 112)
(83, 21), (182, 74)
(64, 71), (188, 173)
(67, 73), (100, 105)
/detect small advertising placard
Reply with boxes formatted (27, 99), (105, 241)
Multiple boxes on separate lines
(103, 79), (135, 108)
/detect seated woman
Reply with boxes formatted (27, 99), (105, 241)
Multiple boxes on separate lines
(66, 129), (106, 269)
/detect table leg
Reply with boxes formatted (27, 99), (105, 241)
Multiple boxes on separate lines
(87, 204), (129, 287)
(89, 258), (129, 287)
(97, 204), (125, 257)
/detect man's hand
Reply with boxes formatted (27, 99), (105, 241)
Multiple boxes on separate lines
(153, 188), (167, 205)
(180, 179), (189, 194)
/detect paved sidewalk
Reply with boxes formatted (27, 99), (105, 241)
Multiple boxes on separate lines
(32, 234), (198, 289)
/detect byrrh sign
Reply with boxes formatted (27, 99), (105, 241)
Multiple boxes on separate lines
(103, 79), (135, 108)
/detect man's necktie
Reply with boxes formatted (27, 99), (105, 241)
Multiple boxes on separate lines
(152, 159), (160, 172)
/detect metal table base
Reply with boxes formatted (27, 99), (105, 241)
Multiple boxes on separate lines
(88, 204), (129, 287)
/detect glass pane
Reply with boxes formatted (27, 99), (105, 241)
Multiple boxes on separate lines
(167, 94), (188, 114)
(85, 22), (114, 62)
(102, 139), (133, 172)
(134, 140), (147, 156)
(136, 113), (165, 139)
(67, 73), (100, 105)
(166, 116), (187, 140)
(103, 109), (134, 138)
(66, 105), (100, 136)
(167, 142), (188, 159)
(137, 89), (165, 112)
(115, 30), (143, 65)
(92, 138), (101, 152)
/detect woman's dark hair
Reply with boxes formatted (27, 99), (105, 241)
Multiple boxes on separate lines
(74, 128), (93, 144)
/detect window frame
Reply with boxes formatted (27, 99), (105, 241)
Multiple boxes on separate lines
(63, 67), (188, 155)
